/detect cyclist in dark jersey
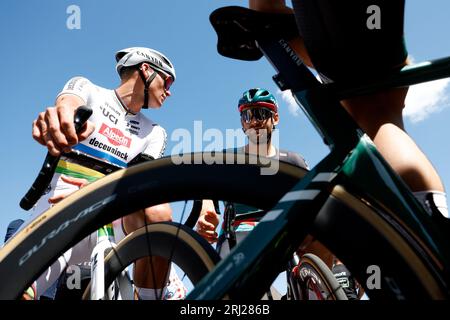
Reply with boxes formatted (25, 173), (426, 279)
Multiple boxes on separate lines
(232, 87), (308, 169)
(196, 88), (308, 245)
(196, 87), (361, 298)
(248, 0), (448, 221)
(196, 88), (362, 298)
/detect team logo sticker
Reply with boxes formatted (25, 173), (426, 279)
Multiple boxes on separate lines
(99, 123), (131, 148)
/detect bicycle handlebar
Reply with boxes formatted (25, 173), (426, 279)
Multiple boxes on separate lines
(20, 106), (93, 211)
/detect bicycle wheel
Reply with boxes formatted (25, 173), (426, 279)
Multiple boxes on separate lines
(0, 153), (307, 299)
(290, 253), (347, 300)
(311, 185), (448, 300)
(0, 153), (447, 299)
(82, 222), (220, 300)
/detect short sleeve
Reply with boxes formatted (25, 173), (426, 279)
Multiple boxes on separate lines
(291, 152), (309, 170)
(142, 125), (167, 160)
(56, 77), (93, 104)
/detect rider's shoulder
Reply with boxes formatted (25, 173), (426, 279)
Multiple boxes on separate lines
(137, 116), (167, 137)
(222, 147), (243, 154)
(62, 76), (97, 92)
(150, 123), (166, 135)
(65, 76), (94, 85)
(278, 149), (309, 170)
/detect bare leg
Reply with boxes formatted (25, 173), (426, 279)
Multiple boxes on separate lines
(249, 0), (445, 194)
(341, 87), (445, 193)
(123, 203), (173, 297)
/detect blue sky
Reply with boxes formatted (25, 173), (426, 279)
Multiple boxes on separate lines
(0, 1), (449, 293)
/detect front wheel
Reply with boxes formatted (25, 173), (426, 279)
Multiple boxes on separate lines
(83, 222), (221, 300)
(290, 253), (347, 300)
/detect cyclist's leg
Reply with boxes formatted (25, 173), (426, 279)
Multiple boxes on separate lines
(85, 222), (218, 300)
(10, 181), (90, 299)
(331, 260), (359, 300)
(5, 219), (84, 300)
(341, 89), (445, 195)
(296, 235), (360, 299)
(297, 235), (334, 268)
(122, 203), (184, 299)
(33, 233), (96, 298)
(287, 0), (447, 217)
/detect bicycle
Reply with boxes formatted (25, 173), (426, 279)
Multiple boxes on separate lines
(0, 151), (305, 299)
(10, 107), (222, 300)
(2, 106), (307, 300)
(0, 6), (449, 300)
(287, 253), (348, 300)
(185, 6), (450, 300)
(217, 201), (348, 300)
(92, 193), (348, 301)
(82, 199), (224, 300)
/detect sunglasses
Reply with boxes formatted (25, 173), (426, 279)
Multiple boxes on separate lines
(240, 107), (274, 123)
(156, 70), (174, 91)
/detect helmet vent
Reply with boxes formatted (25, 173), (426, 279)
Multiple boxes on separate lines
(248, 88), (258, 98)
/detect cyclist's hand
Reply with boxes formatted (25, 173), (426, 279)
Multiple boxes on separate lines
(196, 210), (219, 244)
(32, 98), (94, 156)
(48, 175), (89, 204)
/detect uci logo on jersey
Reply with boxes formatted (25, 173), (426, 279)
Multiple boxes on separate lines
(101, 108), (118, 125)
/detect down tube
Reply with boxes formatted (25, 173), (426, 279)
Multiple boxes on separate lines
(187, 153), (343, 300)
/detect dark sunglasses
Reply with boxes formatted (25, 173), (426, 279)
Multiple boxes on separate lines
(240, 107), (274, 123)
(156, 70), (174, 91)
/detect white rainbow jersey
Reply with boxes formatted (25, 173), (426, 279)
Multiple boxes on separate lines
(33, 76), (167, 214)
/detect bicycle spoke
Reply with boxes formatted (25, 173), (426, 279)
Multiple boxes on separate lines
(162, 200), (189, 299)
(140, 210), (160, 300)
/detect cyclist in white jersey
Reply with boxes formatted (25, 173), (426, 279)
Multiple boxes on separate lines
(22, 47), (185, 299)
(33, 75), (168, 214)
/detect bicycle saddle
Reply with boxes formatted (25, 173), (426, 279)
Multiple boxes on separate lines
(210, 6), (299, 61)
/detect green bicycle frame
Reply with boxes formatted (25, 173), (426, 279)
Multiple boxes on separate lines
(188, 7), (450, 300)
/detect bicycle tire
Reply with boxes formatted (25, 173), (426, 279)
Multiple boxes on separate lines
(82, 222), (221, 300)
(294, 253), (348, 300)
(0, 153), (447, 299)
(312, 185), (448, 300)
(0, 153), (306, 299)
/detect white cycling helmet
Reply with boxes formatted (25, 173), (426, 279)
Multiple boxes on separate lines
(115, 47), (176, 81)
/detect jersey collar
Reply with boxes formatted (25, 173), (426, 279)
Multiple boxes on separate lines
(114, 90), (138, 116)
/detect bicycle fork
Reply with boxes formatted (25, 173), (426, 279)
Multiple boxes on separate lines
(286, 252), (302, 300)
(90, 225), (117, 300)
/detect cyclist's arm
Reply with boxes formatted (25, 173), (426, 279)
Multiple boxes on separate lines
(143, 203), (173, 222)
(32, 92), (94, 156)
(142, 125), (167, 160)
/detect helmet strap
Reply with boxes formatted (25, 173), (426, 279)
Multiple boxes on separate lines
(139, 68), (157, 109)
